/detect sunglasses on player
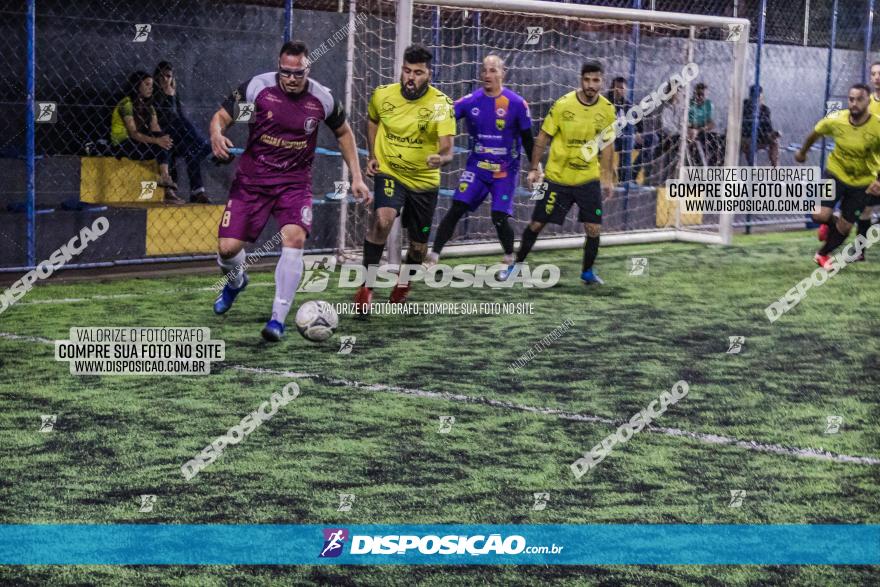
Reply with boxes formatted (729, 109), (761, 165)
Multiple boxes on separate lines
(278, 67), (309, 80)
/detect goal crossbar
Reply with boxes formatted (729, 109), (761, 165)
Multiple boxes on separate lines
(416, 0), (751, 30)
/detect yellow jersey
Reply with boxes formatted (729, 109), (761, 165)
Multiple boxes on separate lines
(110, 97), (156, 145)
(368, 83), (456, 191)
(815, 109), (880, 187)
(541, 91), (616, 186)
(870, 93), (880, 117)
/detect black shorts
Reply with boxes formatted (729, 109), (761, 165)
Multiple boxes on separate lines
(373, 173), (439, 243)
(821, 174), (871, 223)
(530, 179), (602, 225)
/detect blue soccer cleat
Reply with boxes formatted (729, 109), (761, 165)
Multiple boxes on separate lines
(581, 269), (604, 285)
(213, 273), (249, 315)
(501, 262), (521, 281)
(261, 319), (285, 342)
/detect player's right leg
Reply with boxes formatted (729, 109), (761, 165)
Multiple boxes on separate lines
(573, 181), (604, 284)
(428, 166), (488, 267)
(213, 181), (273, 314)
(814, 178), (865, 268)
(814, 175), (842, 243)
(487, 169), (518, 279)
(508, 179), (570, 278)
(214, 236), (249, 315)
(392, 185), (440, 303)
(355, 174), (403, 314)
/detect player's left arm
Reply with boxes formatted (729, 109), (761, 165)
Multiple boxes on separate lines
(427, 135), (453, 168)
(427, 100), (456, 168)
(518, 100), (539, 175)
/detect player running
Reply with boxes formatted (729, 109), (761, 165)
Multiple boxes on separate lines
(354, 45), (456, 312)
(795, 83), (880, 268)
(508, 60), (616, 284)
(426, 54), (537, 271)
(210, 41), (370, 342)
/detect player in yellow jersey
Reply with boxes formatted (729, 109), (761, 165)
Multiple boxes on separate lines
(355, 45), (456, 312)
(796, 83), (880, 268)
(509, 61), (616, 284)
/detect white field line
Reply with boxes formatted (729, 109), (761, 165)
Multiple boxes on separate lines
(230, 366), (880, 467)
(4, 331), (876, 467)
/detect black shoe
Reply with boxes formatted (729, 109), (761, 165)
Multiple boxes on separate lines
(164, 188), (185, 205)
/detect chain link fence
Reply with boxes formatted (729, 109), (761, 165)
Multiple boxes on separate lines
(2, 0), (877, 270)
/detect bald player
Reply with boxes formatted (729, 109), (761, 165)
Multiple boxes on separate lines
(796, 83), (880, 267)
(427, 54), (537, 271)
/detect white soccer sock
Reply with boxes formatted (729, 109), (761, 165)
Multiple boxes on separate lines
(218, 249), (246, 289)
(271, 247), (304, 324)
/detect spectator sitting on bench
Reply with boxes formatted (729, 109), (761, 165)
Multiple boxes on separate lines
(741, 84), (781, 167)
(153, 61), (213, 203)
(110, 70), (182, 204)
(688, 82), (724, 166)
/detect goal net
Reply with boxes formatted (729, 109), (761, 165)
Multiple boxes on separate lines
(339, 0), (748, 262)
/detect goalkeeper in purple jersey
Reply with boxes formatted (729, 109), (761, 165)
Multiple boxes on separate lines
(426, 55), (538, 270)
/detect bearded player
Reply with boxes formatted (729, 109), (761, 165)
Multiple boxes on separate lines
(210, 41), (370, 341)
(796, 83), (880, 267)
(426, 54), (537, 271)
(509, 60), (616, 284)
(354, 45), (456, 313)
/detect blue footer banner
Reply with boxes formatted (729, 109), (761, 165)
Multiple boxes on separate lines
(1, 525), (878, 565)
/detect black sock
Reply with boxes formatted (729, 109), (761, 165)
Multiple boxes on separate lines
(491, 211), (514, 255)
(819, 223), (848, 255)
(362, 239), (385, 270)
(857, 219), (872, 258)
(432, 201), (469, 254)
(582, 235), (600, 272)
(516, 226), (540, 263)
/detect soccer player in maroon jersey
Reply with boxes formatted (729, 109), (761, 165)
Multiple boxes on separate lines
(209, 41), (370, 341)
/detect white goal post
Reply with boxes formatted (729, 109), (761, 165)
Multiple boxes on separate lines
(341, 0), (750, 262)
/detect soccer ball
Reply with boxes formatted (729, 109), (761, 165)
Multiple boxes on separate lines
(295, 301), (338, 342)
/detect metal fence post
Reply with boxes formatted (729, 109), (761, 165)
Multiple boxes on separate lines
(621, 0), (642, 230)
(26, 0), (36, 268)
(820, 0), (838, 171)
(864, 0), (875, 83)
(284, 0), (294, 42)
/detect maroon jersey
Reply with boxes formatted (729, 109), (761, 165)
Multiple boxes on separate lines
(222, 73), (346, 188)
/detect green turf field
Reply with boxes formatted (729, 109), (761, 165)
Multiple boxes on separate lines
(1, 230), (878, 585)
